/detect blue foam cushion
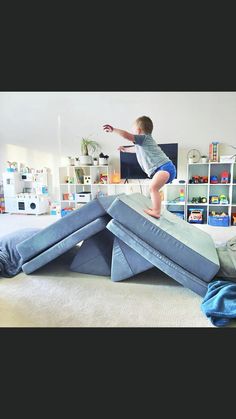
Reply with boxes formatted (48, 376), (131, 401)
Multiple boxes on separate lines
(0, 228), (40, 277)
(107, 219), (209, 297)
(111, 237), (153, 282)
(22, 216), (110, 274)
(106, 193), (220, 282)
(70, 229), (114, 276)
(17, 199), (106, 263)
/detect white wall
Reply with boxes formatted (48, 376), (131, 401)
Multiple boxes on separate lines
(1, 92), (236, 198)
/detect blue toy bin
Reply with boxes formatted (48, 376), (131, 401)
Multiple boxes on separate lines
(208, 215), (229, 227)
(61, 208), (74, 218)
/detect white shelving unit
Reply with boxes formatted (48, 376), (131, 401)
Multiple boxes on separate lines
(58, 163), (236, 226)
(187, 162), (236, 226)
(58, 165), (151, 210)
(163, 162), (236, 226)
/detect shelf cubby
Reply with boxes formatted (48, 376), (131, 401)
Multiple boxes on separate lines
(187, 205), (208, 224)
(232, 186), (236, 205)
(210, 163), (231, 183)
(188, 163), (209, 182)
(187, 184), (208, 204)
(209, 184), (230, 204)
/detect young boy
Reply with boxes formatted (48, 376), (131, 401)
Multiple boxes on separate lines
(103, 116), (176, 219)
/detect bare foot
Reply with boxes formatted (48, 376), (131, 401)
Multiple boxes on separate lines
(144, 209), (161, 219)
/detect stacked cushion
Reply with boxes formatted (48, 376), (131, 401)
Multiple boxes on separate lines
(106, 193), (220, 282)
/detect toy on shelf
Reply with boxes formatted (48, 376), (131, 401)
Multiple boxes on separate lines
(50, 201), (61, 215)
(111, 171), (121, 184)
(189, 175), (208, 184)
(6, 161), (18, 172)
(188, 208), (204, 224)
(75, 168), (85, 184)
(65, 176), (75, 184)
(179, 188), (185, 202)
(209, 141), (219, 162)
(219, 194), (229, 204)
(189, 176), (200, 184)
(210, 176), (218, 184)
(209, 195), (220, 204)
(191, 196), (207, 204)
(99, 173), (108, 184)
(210, 211), (228, 216)
(83, 175), (91, 185)
(220, 171), (230, 184)
(61, 207), (75, 217)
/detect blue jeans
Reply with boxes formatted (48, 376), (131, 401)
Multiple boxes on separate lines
(149, 161), (176, 184)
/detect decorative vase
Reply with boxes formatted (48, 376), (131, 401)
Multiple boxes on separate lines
(78, 155), (93, 165)
(99, 157), (109, 165)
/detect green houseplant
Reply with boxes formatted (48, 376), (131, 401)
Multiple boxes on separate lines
(79, 138), (101, 165)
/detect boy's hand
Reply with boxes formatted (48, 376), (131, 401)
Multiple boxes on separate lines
(117, 146), (126, 152)
(103, 124), (114, 133)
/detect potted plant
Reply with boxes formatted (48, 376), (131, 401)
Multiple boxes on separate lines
(79, 138), (101, 165)
(99, 153), (109, 165)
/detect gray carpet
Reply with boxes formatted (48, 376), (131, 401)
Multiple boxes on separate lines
(1, 213), (235, 328)
(0, 257), (213, 327)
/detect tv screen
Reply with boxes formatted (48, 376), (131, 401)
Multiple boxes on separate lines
(120, 143), (178, 180)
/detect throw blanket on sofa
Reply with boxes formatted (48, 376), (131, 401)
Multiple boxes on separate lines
(201, 280), (236, 326)
(0, 228), (40, 277)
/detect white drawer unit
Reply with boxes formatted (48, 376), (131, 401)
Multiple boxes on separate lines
(75, 192), (92, 203)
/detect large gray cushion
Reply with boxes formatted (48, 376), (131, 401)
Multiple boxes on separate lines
(107, 219), (209, 297)
(111, 237), (153, 282)
(0, 228), (40, 277)
(22, 216), (110, 274)
(106, 193), (220, 282)
(17, 198), (107, 263)
(70, 229), (114, 276)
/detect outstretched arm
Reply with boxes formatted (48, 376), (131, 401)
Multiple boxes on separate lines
(118, 145), (136, 153)
(103, 124), (135, 142)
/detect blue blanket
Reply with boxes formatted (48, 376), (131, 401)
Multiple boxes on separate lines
(201, 280), (236, 326)
(0, 228), (40, 277)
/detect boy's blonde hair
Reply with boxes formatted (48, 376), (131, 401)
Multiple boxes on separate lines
(135, 116), (153, 134)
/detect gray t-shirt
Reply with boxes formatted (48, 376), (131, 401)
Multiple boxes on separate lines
(134, 134), (170, 177)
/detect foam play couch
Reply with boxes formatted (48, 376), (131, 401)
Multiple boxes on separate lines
(13, 193), (221, 297)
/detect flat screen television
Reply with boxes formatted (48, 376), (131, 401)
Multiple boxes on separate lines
(120, 143), (178, 181)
